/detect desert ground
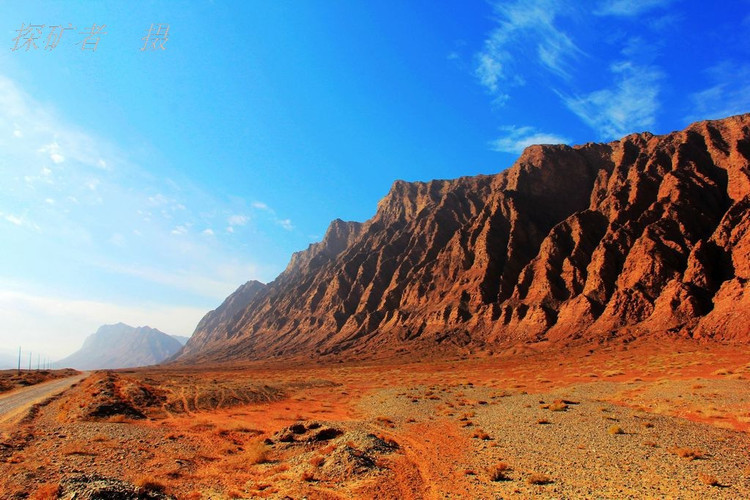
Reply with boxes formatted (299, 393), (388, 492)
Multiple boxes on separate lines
(1, 338), (750, 499)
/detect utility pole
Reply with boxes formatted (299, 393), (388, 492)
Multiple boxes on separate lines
(28, 352), (32, 371)
(17, 346), (21, 374)
(37, 353), (40, 371)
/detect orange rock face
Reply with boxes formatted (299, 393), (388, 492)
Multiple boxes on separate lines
(178, 114), (750, 363)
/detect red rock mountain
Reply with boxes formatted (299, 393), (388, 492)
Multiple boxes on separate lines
(177, 114), (750, 363)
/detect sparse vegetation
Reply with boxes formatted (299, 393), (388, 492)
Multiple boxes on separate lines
(697, 472), (719, 486)
(488, 462), (511, 481)
(608, 425), (625, 435)
(527, 473), (553, 485)
(669, 447), (704, 460)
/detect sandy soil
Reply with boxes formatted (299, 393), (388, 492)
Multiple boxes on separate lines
(1, 338), (749, 499)
(0, 370), (80, 395)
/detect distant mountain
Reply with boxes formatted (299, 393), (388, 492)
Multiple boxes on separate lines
(175, 114), (750, 364)
(170, 335), (191, 346)
(58, 323), (182, 370)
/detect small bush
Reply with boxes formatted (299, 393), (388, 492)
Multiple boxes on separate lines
(136, 477), (167, 493)
(488, 462), (511, 481)
(527, 473), (552, 485)
(697, 472), (719, 486)
(246, 440), (270, 464)
(669, 447), (704, 460)
(608, 425), (625, 435)
(309, 455), (325, 467)
(472, 430), (491, 440)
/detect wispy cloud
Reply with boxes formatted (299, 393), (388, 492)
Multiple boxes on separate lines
(227, 214), (249, 226)
(561, 61), (662, 139)
(475, 0), (582, 99)
(596, 0), (676, 17)
(687, 61), (750, 122)
(0, 74), (277, 353)
(490, 126), (570, 154)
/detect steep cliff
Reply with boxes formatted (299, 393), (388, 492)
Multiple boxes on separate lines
(178, 114), (750, 363)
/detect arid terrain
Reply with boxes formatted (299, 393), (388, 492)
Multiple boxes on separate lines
(1, 338), (749, 499)
(0, 370), (80, 396)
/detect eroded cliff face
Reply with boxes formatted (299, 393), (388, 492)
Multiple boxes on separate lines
(179, 114), (750, 363)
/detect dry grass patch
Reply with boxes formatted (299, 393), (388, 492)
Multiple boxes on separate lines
(135, 476), (168, 493)
(669, 447), (704, 460)
(608, 425), (625, 435)
(472, 429), (491, 440)
(697, 472), (719, 486)
(488, 462), (511, 481)
(527, 473), (552, 485)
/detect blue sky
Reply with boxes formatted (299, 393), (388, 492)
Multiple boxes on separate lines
(0, 0), (748, 361)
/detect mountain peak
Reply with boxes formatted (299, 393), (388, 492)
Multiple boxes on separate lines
(176, 113), (750, 364)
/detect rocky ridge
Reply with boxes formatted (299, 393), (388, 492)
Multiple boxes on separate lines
(178, 114), (750, 363)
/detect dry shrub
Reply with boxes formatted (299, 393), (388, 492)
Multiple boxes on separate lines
(537, 419), (551, 425)
(608, 425), (625, 435)
(246, 439), (271, 464)
(472, 429), (491, 440)
(712, 368), (732, 376)
(549, 400), (568, 412)
(642, 422), (654, 428)
(136, 476), (167, 493)
(669, 447), (704, 460)
(301, 471), (315, 482)
(697, 472), (719, 486)
(310, 455), (325, 467)
(643, 441), (658, 448)
(227, 490), (245, 498)
(184, 492), (202, 500)
(488, 462), (511, 481)
(527, 473), (552, 485)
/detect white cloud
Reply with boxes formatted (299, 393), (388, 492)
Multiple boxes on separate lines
(596, 0), (676, 17)
(4, 214), (23, 226)
(171, 224), (188, 235)
(202, 228), (215, 236)
(251, 201), (270, 211)
(276, 218), (294, 231)
(13, 129), (22, 138)
(687, 61), (750, 122)
(228, 214), (249, 226)
(490, 126), (570, 154)
(475, 0), (582, 97)
(561, 61), (662, 139)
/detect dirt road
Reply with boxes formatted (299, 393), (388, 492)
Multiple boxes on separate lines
(0, 373), (88, 425)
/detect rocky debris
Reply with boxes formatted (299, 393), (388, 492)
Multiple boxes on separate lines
(58, 474), (175, 500)
(177, 113), (750, 364)
(270, 421), (343, 444)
